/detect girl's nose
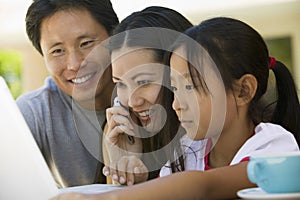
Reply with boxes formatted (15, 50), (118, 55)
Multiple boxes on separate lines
(172, 94), (187, 112)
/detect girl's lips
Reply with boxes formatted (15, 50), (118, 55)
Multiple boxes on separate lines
(180, 120), (193, 127)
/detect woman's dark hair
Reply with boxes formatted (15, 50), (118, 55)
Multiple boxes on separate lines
(109, 6), (193, 178)
(26, 0), (119, 55)
(172, 17), (300, 146)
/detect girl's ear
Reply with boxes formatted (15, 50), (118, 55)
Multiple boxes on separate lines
(233, 74), (257, 106)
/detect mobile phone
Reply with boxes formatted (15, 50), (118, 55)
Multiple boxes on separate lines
(113, 97), (135, 145)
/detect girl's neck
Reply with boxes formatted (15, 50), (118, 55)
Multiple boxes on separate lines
(208, 119), (255, 168)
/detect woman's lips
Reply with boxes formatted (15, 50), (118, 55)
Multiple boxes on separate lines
(137, 110), (150, 122)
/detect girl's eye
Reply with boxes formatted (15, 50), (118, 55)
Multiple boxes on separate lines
(137, 80), (152, 86)
(115, 82), (126, 89)
(171, 86), (177, 92)
(185, 85), (194, 90)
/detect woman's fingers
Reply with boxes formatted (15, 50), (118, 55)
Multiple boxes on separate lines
(127, 157), (149, 185)
(108, 161), (119, 183)
(107, 156), (149, 186)
(116, 157), (129, 185)
(117, 125), (135, 136)
(105, 106), (136, 145)
(105, 125), (135, 145)
(106, 106), (129, 123)
(112, 115), (134, 130)
(102, 165), (111, 177)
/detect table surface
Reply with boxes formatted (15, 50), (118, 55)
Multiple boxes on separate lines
(60, 184), (123, 195)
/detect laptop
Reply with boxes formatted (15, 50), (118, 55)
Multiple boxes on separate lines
(0, 77), (121, 200)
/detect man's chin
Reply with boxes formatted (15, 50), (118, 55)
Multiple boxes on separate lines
(72, 93), (95, 105)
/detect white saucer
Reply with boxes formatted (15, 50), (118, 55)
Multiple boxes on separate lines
(237, 187), (300, 199)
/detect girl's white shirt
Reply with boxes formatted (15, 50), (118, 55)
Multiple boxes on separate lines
(160, 122), (299, 177)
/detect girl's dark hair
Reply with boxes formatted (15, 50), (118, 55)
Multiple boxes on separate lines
(173, 17), (300, 145)
(109, 6), (193, 178)
(26, 0), (119, 55)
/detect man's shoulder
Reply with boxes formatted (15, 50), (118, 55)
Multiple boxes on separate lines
(16, 77), (60, 105)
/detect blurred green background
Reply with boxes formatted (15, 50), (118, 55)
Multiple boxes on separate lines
(0, 50), (22, 98)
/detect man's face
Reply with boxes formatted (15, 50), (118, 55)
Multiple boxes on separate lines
(40, 8), (111, 106)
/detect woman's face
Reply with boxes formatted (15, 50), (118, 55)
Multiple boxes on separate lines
(170, 53), (212, 140)
(111, 48), (166, 133)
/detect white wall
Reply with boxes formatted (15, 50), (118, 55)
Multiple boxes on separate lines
(187, 0), (300, 94)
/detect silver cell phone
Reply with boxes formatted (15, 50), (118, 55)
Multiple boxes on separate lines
(113, 97), (135, 145)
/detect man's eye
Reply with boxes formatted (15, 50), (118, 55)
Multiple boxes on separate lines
(51, 49), (65, 56)
(80, 40), (95, 48)
(171, 86), (177, 92)
(185, 85), (194, 90)
(137, 80), (152, 86)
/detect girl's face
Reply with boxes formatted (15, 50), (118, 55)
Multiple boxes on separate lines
(112, 48), (165, 133)
(171, 47), (229, 141)
(170, 53), (212, 140)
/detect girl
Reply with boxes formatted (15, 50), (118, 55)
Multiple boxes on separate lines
(52, 17), (299, 200)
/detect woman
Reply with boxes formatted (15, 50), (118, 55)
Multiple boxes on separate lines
(101, 6), (193, 185)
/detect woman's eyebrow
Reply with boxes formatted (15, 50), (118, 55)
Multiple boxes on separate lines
(113, 72), (155, 81)
(131, 72), (155, 80)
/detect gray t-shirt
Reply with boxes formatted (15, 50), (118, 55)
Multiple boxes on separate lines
(16, 77), (106, 188)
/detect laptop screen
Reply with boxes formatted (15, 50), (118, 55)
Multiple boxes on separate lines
(0, 77), (59, 200)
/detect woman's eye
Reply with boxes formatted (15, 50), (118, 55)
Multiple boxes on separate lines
(185, 85), (194, 90)
(115, 82), (126, 89)
(137, 80), (152, 86)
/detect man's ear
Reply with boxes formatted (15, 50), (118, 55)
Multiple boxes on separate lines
(233, 74), (257, 106)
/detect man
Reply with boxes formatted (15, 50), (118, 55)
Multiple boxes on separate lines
(16, 0), (119, 188)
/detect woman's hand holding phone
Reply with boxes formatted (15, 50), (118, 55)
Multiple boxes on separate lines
(103, 104), (148, 185)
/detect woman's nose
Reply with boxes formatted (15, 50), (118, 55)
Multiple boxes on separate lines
(128, 89), (144, 108)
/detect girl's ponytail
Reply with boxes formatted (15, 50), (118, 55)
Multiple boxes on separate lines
(271, 59), (300, 144)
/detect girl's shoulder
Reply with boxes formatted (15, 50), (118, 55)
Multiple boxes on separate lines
(254, 122), (298, 143)
(231, 122), (299, 165)
(255, 122), (291, 134)
(251, 122), (298, 150)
